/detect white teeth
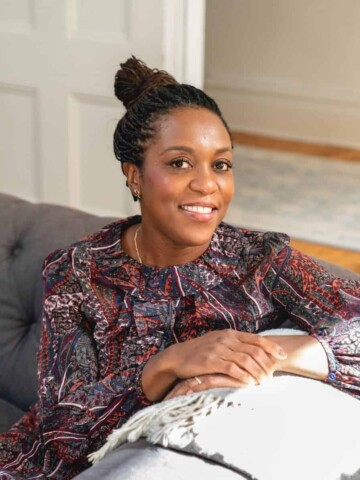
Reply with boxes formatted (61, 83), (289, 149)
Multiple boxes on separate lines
(181, 205), (213, 214)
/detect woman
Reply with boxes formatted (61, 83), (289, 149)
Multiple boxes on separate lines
(0, 56), (359, 479)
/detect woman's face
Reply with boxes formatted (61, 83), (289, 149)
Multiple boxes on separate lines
(129, 107), (234, 251)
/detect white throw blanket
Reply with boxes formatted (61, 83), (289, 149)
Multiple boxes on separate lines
(89, 331), (360, 480)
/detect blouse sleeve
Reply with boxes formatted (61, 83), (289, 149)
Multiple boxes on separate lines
(37, 247), (152, 465)
(263, 245), (360, 398)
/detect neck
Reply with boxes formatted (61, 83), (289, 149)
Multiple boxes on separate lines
(135, 224), (211, 268)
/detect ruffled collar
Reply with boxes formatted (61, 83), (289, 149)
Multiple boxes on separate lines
(84, 216), (242, 300)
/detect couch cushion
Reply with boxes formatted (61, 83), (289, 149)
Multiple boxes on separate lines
(315, 257), (359, 281)
(0, 398), (25, 434)
(74, 439), (245, 480)
(0, 193), (115, 411)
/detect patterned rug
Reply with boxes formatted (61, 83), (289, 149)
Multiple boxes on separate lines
(225, 145), (360, 252)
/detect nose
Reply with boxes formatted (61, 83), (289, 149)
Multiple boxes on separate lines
(189, 165), (218, 195)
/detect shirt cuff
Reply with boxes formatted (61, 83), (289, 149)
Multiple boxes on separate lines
(131, 362), (154, 406)
(311, 333), (337, 383)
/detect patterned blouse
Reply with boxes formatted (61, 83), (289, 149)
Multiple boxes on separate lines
(0, 216), (359, 479)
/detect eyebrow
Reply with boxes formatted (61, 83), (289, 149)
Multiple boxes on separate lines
(160, 145), (233, 155)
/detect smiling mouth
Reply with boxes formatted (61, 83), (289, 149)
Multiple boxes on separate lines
(180, 205), (216, 214)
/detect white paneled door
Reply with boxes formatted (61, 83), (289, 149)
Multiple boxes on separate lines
(0, 0), (205, 217)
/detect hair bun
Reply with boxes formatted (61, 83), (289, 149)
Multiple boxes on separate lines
(114, 56), (178, 110)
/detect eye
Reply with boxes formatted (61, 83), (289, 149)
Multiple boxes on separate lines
(214, 160), (233, 171)
(170, 158), (191, 169)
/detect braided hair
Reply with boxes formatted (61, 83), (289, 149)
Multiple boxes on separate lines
(113, 56), (231, 199)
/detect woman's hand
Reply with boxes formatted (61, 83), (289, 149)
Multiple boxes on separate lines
(164, 373), (254, 400)
(164, 334), (330, 401)
(141, 329), (287, 401)
(170, 330), (286, 384)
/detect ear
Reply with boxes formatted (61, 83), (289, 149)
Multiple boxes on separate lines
(123, 162), (141, 194)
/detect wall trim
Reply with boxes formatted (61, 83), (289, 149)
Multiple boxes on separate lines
(206, 73), (360, 108)
(206, 74), (360, 149)
(163, 0), (205, 88)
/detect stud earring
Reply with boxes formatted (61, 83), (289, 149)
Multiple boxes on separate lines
(133, 189), (141, 200)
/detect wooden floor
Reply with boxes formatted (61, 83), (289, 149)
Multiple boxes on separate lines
(290, 239), (360, 274)
(232, 132), (360, 274)
(232, 132), (360, 162)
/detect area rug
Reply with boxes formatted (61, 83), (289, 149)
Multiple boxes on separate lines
(225, 145), (360, 252)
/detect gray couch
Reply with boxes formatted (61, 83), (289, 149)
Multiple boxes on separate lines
(1, 192), (359, 479)
(0, 192), (114, 432)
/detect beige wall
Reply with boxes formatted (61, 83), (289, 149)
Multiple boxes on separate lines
(205, 0), (360, 148)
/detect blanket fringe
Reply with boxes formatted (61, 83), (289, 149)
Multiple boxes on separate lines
(88, 389), (234, 464)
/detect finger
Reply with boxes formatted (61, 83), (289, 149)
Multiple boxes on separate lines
(206, 329), (286, 361)
(187, 374), (253, 394)
(230, 344), (276, 379)
(235, 332), (287, 360)
(164, 379), (194, 400)
(165, 387), (192, 400)
(217, 343), (276, 383)
(230, 351), (272, 384)
(218, 359), (258, 385)
(165, 372), (262, 400)
(164, 374), (224, 400)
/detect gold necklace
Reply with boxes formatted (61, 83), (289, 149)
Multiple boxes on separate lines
(134, 225), (142, 264)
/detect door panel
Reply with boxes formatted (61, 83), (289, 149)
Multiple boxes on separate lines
(0, 0), (205, 217)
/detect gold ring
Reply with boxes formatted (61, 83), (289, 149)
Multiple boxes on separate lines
(194, 376), (202, 385)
